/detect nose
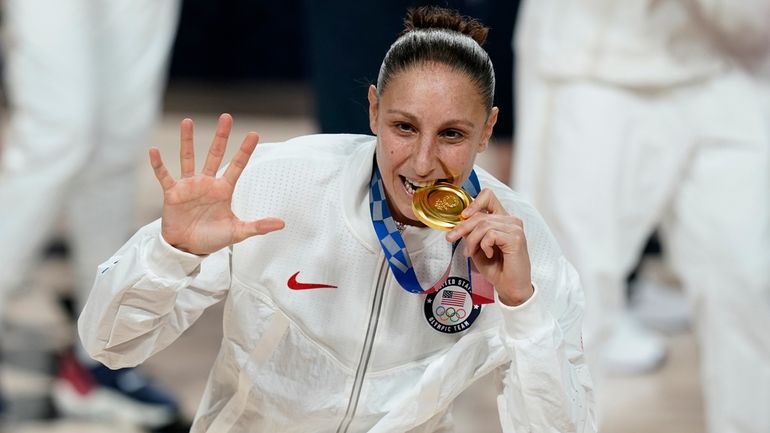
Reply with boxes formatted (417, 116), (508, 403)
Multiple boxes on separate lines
(412, 135), (437, 178)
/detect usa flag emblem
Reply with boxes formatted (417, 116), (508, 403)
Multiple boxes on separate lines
(441, 290), (466, 307)
(424, 276), (482, 334)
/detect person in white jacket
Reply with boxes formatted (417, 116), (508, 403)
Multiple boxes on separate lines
(79, 6), (596, 432)
(513, 1), (770, 432)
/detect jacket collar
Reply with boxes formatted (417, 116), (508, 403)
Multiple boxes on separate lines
(340, 138), (379, 253)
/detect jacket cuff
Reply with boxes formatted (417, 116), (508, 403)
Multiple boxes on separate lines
(147, 233), (206, 278)
(496, 283), (551, 339)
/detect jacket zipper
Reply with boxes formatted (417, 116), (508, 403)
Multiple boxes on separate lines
(336, 256), (388, 433)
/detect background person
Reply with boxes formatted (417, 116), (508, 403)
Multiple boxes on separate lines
(512, 1), (770, 432)
(0, 0), (184, 427)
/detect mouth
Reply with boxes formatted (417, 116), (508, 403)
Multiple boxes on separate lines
(400, 175), (450, 196)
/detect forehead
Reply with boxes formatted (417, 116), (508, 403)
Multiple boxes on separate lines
(380, 62), (486, 111)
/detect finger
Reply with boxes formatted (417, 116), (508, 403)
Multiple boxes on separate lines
(149, 147), (176, 191)
(462, 188), (507, 219)
(180, 118), (195, 178)
(203, 113), (233, 176)
(250, 217), (286, 235)
(223, 131), (259, 186)
(201, 113), (233, 176)
(460, 218), (510, 256)
(234, 217), (285, 242)
(470, 224), (528, 258)
(479, 230), (499, 259)
(447, 213), (515, 243)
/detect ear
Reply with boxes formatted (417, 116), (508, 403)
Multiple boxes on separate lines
(368, 85), (379, 135)
(478, 107), (499, 153)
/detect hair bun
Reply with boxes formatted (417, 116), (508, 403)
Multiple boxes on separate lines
(402, 6), (488, 46)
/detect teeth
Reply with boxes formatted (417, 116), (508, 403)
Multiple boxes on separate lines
(409, 179), (435, 188)
(402, 177), (435, 195)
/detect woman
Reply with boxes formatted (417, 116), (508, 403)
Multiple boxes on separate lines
(79, 6), (595, 432)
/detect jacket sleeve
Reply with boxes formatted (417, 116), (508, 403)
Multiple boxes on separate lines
(77, 219), (231, 369)
(495, 256), (597, 433)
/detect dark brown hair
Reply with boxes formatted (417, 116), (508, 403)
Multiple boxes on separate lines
(376, 6), (495, 110)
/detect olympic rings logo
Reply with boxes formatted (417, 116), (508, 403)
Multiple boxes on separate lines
(434, 305), (467, 323)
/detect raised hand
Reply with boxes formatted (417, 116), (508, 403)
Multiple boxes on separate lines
(149, 113), (285, 255)
(446, 189), (533, 306)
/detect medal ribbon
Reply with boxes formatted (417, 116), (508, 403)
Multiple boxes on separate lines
(369, 163), (494, 304)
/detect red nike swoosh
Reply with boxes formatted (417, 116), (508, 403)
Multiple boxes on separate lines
(287, 271), (338, 290)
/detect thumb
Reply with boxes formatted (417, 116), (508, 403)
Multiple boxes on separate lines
(235, 217), (285, 241)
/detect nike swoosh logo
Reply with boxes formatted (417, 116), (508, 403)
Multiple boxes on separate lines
(287, 271), (338, 290)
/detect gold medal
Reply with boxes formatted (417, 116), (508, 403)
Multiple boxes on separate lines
(412, 183), (472, 231)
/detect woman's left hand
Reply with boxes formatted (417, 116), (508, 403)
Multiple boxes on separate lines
(446, 188), (533, 306)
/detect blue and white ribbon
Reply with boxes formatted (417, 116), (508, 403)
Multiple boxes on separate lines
(369, 162), (481, 294)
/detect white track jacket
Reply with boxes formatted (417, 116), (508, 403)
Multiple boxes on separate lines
(78, 134), (595, 433)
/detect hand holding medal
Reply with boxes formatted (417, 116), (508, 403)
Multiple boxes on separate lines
(440, 188), (534, 306)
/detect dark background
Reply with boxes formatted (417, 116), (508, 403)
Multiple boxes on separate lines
(168, 0), (520, 136)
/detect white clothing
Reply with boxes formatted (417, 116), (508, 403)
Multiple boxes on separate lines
(79, 135), (596, 433)
(513, 1), (770, 432)
(0, 0), (181, 314)
(515, 0), (770, 88)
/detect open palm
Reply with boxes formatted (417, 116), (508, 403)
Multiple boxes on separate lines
(149, 113), (284, 255)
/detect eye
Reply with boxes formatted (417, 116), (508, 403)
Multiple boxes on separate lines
(441, 129), (465, 141)
(394, 122), (415, 134)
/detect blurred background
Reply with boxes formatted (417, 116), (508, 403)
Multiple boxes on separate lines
(2, 0), (768, 432)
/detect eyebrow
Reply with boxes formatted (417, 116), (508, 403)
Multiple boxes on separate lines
(385, 109), (475, 129)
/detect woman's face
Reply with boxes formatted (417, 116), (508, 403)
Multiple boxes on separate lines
(368, 62), (498, 225)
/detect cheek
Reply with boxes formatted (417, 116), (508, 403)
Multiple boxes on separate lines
(381, 138), (410, 165)
(442, 147), (476, 173)
(377, 141), (405, 174)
